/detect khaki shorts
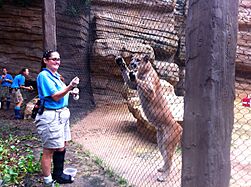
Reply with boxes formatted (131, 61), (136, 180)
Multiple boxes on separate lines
(12, 89), (23, 103)
(35, 107), (71, 149)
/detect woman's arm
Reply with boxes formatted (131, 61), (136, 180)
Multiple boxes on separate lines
(51, 85), (73, 101)
(51, 76), (79, 101)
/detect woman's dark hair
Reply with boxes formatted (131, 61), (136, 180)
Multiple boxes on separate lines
(41, 50), (57, 71)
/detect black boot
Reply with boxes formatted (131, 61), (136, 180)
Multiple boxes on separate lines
(52, 149), (73, 184)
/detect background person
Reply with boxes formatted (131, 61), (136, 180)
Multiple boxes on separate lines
(11, 68), (33, 119)
(0, 67), (13, 110)
(35, 50), (79, 186)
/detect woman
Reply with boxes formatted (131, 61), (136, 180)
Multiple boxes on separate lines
(11, 68), (33, 119)
(35, 50), (79, 185)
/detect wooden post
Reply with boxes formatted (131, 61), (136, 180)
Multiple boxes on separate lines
(182, 0), (239, 187)
(42, 0), (56, 50)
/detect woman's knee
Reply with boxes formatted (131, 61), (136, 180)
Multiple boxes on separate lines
(43, 148), (55, 157)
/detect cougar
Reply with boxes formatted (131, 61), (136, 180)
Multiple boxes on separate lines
(115, 54), (182, 182)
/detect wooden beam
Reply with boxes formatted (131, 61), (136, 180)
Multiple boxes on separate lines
(182, 0), (239, 187)
(42, 0), (56, 50)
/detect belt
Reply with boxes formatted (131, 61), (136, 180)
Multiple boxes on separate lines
(44, 107), (68, 112)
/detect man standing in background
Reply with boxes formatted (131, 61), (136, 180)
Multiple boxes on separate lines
(0, 67), (13, 110)
(11, 68), (33, 119)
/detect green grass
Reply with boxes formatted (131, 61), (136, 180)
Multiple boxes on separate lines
(0, 134), (41, 186)
(83, 149), (130, 187)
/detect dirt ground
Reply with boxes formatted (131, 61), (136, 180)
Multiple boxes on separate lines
(0, 104), (123, 187)
(0, 93), (250, 187)
(71, 94), (251, 187)
(0, 94), (182, 187)
(71, 95), (182, 187)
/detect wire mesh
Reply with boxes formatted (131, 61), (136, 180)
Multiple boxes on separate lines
(0, 0), (250, 186)
(231, 1), (251, 186)
(66, 0), (185, 186)
(57, 0), (251, 187)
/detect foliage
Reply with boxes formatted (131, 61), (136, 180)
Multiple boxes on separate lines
(94, 156), (103, 166)
(118, 177), (128, 186)
(0, 134), (40, 186)
(84, 150), (130, 187)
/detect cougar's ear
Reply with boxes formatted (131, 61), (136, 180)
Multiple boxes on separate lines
(143, 54), (150, 62)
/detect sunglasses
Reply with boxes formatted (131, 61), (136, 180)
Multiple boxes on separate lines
(48, 58), (60, 61)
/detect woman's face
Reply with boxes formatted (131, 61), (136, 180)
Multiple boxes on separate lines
(45, 52), (60, 73)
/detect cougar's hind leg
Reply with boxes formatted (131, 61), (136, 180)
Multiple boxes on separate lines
(157, 132), (170, 182)
(158, 123), (182, 181)
(156, 127), (169, 173)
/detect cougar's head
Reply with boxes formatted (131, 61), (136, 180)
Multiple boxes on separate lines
(130, 54), (151, 72)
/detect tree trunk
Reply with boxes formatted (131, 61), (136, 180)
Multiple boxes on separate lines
(182, 1), (239, 187)
(42, 0), (56, 50)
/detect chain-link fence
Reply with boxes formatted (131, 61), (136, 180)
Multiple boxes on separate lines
(70, 0), (249, 187)
(231, 0), (251, 186)
(233, 79), (251, 187)
(59, 0), (186, 186)
(0, 0), (250, 186)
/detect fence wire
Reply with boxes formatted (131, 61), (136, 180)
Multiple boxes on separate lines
(0, 0), (250, 186)
(59, 0), (251, 187)
(231, 1), (251, 186)
(63, 0), (185, 186)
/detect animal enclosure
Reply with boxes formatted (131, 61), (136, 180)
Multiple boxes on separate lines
(0, 0), (250, 186)
(68, 0), (249, 186)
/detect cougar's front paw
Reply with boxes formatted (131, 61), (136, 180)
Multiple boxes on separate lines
(115, 56), (123, 65)
(115, 56), (126, 70)
(129, 71), (136, 81)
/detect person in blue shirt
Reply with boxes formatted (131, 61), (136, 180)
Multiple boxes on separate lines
(11, 68), (33, 119)
(0, 67), (13, 110)
(35, 50), (79, 186)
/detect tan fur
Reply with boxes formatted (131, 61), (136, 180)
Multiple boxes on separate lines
(24, 97), (39, 120)
(116, 54), (182, 181)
